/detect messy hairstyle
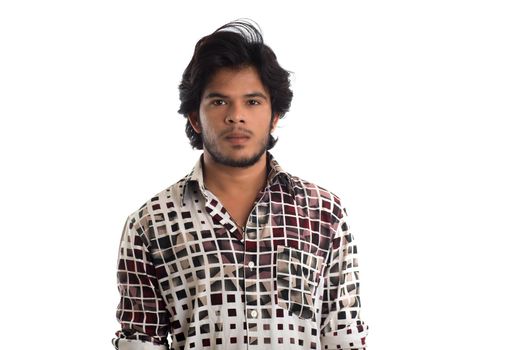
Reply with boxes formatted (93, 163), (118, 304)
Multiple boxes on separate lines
(177, 19), (293, 150)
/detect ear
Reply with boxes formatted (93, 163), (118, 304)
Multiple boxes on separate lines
(188, 111), (202, 134)
(270, 113), (280, 133)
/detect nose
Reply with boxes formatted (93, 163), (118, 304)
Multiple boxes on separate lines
(225, 102), (245, 124)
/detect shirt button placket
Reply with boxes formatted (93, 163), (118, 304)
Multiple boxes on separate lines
(245, 257), (258, 322)
(244, 230), (259, 348)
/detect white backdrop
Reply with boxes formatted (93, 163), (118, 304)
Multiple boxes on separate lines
(1, 1), (523, 349)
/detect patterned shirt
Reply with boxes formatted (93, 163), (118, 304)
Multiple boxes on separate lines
(113, 151), (369, 350)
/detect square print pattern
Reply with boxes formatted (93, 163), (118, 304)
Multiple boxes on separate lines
(113, 151), (369, 350)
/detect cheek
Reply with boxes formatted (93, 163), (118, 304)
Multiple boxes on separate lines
(199, 109), (222, 127)
(199, 120), (220, 139)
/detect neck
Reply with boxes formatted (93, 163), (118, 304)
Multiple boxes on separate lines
(201, 151), (269, 197)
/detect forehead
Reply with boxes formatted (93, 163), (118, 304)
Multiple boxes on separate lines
(203, 66), (268, 95)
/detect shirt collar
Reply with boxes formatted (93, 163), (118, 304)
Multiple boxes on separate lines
(180, 150), (295, 206)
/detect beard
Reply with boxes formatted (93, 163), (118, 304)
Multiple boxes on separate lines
(201, 130), (270, 168)
(200, 120), (272, 168)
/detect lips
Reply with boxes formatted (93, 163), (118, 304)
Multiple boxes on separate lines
(225, 132), (250, 144)
(225, 133), (250, 139)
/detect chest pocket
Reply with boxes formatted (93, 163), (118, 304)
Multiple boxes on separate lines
(275, 245), (325, 321)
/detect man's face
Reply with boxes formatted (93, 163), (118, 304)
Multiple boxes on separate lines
(189, 65), (278, 168)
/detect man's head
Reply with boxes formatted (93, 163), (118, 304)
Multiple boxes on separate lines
(178, 19), (293, 163)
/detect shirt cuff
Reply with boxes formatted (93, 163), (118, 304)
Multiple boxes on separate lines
(112, 338), (169, 350)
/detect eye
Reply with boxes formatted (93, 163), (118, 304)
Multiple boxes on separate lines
(211, 99), (226, 106)
(247, 99), (261, 105)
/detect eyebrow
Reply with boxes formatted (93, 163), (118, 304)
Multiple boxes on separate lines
(203, 92), (268, 101)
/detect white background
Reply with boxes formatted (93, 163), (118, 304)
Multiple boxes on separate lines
(1, 1), (523, 349)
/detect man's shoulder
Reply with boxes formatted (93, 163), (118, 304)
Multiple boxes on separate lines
(287, 173), (348, 221)
(125, 176), (188, 226)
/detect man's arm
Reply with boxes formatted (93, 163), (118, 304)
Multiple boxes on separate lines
(320, 209), (369, 349)
(112, 214), (171, 350)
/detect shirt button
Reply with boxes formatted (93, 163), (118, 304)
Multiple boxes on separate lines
(248, 261), (255, 270)
(251, 310), (258, 318)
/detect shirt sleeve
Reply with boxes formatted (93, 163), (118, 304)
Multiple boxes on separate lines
(319, 211), (370, 349)
(112, 214), (171, 350)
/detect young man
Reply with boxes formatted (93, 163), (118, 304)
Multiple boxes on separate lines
(112, 19), (369, 350)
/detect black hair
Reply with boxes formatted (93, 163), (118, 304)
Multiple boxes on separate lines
(177, 18), (293, 150)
